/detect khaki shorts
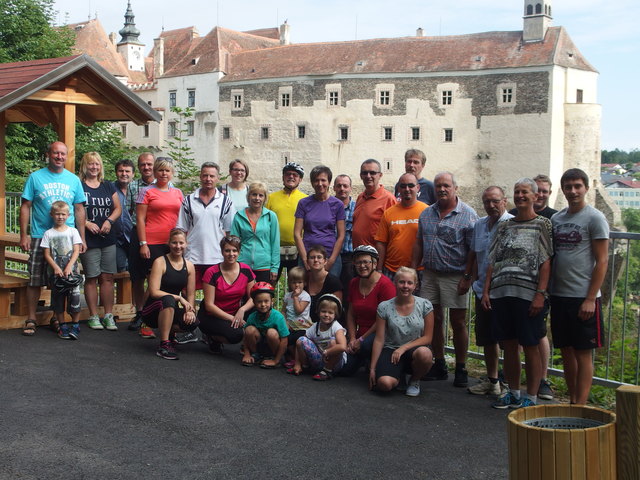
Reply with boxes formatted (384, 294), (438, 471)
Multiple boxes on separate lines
(420, 270), (468, 309)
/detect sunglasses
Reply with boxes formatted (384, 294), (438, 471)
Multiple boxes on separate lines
(398, 183), (416, 189)
(360, 171), (380, 176)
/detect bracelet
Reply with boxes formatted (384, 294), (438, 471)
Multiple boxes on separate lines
(106, 218), (115, 225)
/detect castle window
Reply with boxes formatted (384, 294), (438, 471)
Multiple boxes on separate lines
(222, 126), (231, 140)
(120, 124), (127, 137)
(187, 89), (196, 108)
(442, 90), (453, 106)
(168, 122), (176, 137)
(187, 121), (194, 137)
(497, 83), (517, 106)
(143, 124), (149, 138)
(380, 91), (390, 105)
(326, 84), (342, 107)
(231, 89), (244, 110)
(338, 125), (349, 141)
(261, 126), (270, 140)
(281, 93), (290, 107)
(382, 126), (393, 142)
(411, 127), (421, 141)
(375, 84), (394, 108)
(279, 86), (293, 108)
(576, 89), (584, 104)
(169, 91), (176, 108)
(297, 124), (306, 139)
(526, 4), (533, 15)
(443, 128), (453, 143)
(535, 3), (542, 14)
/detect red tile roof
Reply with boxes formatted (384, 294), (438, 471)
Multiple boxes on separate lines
(220, 27), (596, 83)
(0, 56), (78, 98)
(607, 179), (640, 189)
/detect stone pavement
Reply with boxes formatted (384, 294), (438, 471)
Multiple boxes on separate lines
(0, 325), (511, 479)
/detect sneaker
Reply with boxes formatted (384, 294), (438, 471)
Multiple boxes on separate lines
(68, 323), (80, 340)
(208, 341), (223, 355)
(516, 397), (536, 408)
(405, 380), (421, 397)
(58, 323), (72, 339)
(87, 315), (104, 330)
(422, 361), (448, 381)
(492, 391), (522, 409)
(175, 331), (199, 344)
(468, 377), (502, 396)
(128, 312), (143, 331)
(156, 341), (178, 360)
(453, 368), (468, 387)
(102, 313), (118, 331)
(139, 323), (156, 339)
(538, 379), (554, 400)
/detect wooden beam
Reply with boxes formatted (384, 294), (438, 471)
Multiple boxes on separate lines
(57, 103), (76, 172)
(0, 111), (6, 274)
(12, 105), (51, 127)
(26, 89), (109, 106)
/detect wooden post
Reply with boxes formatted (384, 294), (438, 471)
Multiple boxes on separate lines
(0, 112), (7, 275)
(58, 102), (76, 172)
(616, 385), (640, 479)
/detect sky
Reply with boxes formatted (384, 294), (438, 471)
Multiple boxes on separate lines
(53, 0), (639, 151)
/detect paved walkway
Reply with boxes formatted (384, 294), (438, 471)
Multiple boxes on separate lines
(1, 325), (512, 479)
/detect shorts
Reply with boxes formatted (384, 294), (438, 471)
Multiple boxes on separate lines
(375, 346), (425, 380)
(197, 308), (245, 344)
(142, 295), (199, 331)
(194, 264), (213, 290)
(550, 296), (603, 350)
(127, 228), (145, 282)
(252, 269), (271, 283)
(474, 297), (497, 347)
(491, 296), (547, 347)
(80, 244), (117, 278)
(421, 270), (468, 309)
(28, 238), (46, 287)
(50, 284), (82, 314)
(116, 242), (129, 272)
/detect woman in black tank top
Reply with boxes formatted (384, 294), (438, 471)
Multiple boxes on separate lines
(142, 229), (197, 360)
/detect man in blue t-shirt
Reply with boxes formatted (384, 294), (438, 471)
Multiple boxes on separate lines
(20, 141), (86, 335)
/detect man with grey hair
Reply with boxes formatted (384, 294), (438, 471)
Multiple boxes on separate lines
(352, 159), (396, 248)
(411, 171), (478, 387)
(394, 149), (436, 205)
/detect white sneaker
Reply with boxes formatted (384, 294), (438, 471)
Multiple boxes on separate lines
(405, 380), (421, 397)
(467, 377), (501, 396)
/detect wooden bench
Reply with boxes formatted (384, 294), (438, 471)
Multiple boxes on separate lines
(0, 274), (29, 321)
(113, 271), (132, 305)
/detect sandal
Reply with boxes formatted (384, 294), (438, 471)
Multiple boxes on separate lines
(22, 319), (37, 336)
(286, 367), (302, 376)
(260, 361), (280, 369)
(49, 318), (60, 333)
(312, 369), (333, 381)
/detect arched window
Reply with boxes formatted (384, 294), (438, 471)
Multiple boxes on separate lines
(526, 4), (533, 15)
(545, 5), (548, 14)
(535, 3), (542, 14)
(548, 6), (552, 16)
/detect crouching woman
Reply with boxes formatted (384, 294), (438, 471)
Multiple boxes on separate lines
(369, 267), (434, 397)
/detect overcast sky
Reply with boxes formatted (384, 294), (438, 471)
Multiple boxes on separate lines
(54, 0), (639, 151)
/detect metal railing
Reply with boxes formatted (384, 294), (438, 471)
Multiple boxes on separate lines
(4, 193), (640, 387)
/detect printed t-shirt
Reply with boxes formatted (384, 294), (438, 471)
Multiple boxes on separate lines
(40, 226), (82, 273)
(83, 181), (118, 248)
(374, 201), (428, 272)
(377, 296), (433, 349)
(284, 290), (312, 330)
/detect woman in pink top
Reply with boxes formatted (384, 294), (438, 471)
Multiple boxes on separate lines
(136, 158), (184, 273)
(197, 235), (256, 354)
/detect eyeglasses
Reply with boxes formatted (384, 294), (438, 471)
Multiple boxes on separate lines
(231, 168), (246, 173)
(354, 260), (373, 267)
(308, 255), (325, 261)
(398, 183), (416, 189)
(360, 171), (380, 176)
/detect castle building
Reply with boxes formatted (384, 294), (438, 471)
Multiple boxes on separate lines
(72, 1), (603, 209)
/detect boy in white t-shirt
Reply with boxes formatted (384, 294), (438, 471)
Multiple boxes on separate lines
(41, 201), (84, 339)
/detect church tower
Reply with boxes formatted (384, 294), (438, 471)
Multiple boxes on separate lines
(523, 1), (552, 42)
(117, 1), (145, 71)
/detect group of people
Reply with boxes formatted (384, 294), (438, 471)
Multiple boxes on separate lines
(19, 142), (609, 404)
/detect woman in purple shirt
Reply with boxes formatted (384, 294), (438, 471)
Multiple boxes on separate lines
(294, 165), (345, 277)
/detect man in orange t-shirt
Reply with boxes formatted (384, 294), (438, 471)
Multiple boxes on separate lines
(375, 173), (427, 279)
(352, 159), (396, 248)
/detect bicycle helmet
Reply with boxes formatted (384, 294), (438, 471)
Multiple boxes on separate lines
(250, 281), (275, 299)
(316, 293), (343, 318)
(283, 162), (304, 179)
(353, 245), (379, 260)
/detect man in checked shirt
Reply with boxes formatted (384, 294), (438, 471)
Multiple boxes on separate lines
(411, 172), (478, 387)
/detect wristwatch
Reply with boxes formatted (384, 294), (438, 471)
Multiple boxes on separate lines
(139, 241), (148, 246)
(463, 273), (472, 280)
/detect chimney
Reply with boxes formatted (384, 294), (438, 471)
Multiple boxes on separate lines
(416, 27), (424, 37)
(280, 21), (290, 45)
(109, 32), (117, 45)
(153, 37), (164, 78)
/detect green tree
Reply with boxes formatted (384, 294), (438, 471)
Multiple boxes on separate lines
(164, 106), (199, 191)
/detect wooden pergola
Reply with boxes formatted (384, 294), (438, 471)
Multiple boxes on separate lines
(0, 54), (161, 326)
(0, 53), (160, 229)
